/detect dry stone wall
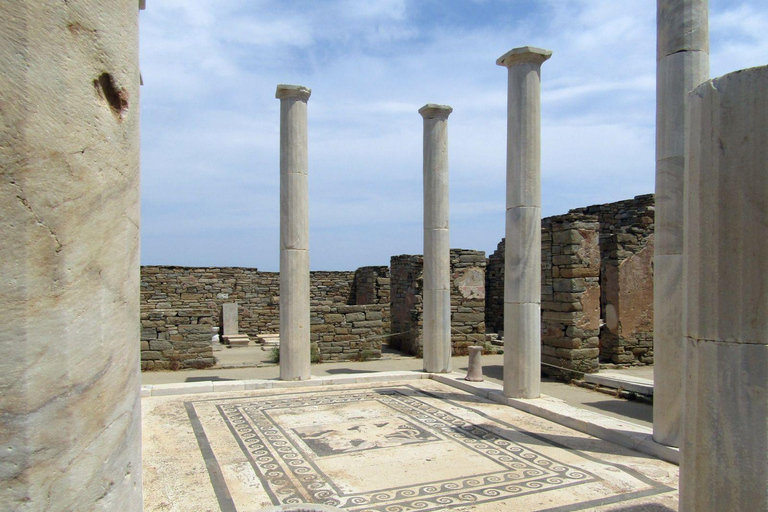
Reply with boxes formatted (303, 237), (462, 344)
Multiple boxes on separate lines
(571, 195), (655, 364)
(540, 214), (601, 376)
(140, 267), (370, 369)
(486, 194), (656, 371)
(311, 304), (388, 361)
(389, 250), (486, 357)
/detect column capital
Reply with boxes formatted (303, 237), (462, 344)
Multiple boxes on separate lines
(496, 46), (552, 68)
(276, 84), (311, 101)
(419, 104), (453, 119)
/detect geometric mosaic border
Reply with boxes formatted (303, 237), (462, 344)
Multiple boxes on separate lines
(188, 385), (673, 512)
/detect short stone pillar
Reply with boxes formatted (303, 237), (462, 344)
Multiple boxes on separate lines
(276, 84), (312, 381)
(0, 1), (143, 509)
(419, 104), (453, 373)
(497, 46), (552, 399)
(680, 66), (768, 512)
(465, 346), (484, 382)
(653, 0), (709, 447)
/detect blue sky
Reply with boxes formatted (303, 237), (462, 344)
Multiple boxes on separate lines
(139, 0), (767, 271)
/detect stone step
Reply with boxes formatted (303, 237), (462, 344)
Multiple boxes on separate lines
(258, 334), (280, 350)
(222, 334), (251, 347)
(584, 372), (653, 396)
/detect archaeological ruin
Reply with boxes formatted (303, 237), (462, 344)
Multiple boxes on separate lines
(2, 0), (766, 511)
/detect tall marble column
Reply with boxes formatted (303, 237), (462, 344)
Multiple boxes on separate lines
(653, 0), (709, 447)
(497, 46), (552, 399)
(681, 65), (768, 512)
(419, 104), (453, 373)
(277, 84), (311, 381)
(0, 1), (142, 509)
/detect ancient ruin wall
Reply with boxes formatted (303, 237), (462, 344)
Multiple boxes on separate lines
(140, 266), (394, 368)
(390, 250), (486, 356)
(486, 194), (655, 367)
(571, 195), (655, 364)
(540, 214), (601, 376)
(311, 304), (388, 361)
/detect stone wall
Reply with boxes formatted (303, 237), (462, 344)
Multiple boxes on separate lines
(486, 194), (655, 368)
(389, 250), (486, 356)
(572, 195), (655, 364)
(140, 266), (362, 369)
(349, 266), (391, 336)
(311, 304), (388, 361)
(540, 214), (601, 376)
(389, 255), (424, 355)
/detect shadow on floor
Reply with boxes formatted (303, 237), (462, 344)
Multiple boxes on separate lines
(185, 376), (236, 382)
(582, 400), (653, 424)
(324, 368), (381, 375)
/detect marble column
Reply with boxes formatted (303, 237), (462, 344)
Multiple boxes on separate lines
(419, 104), (453, 373)
(653, 0), (709, 448)
(497, 46), (552, 399)
(680, 65), (768, 512)
(0, 1), (142, 509)
(277, 84), (311, 381)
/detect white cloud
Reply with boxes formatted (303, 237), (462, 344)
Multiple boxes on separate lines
(139, 0), (767, 270)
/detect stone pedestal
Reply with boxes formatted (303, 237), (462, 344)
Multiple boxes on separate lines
(466, 346), (484, 382)
(0, 2), (143, 509)
(277, 84), (311, 381)
(680, 65), (768, 512)
(497, 46), (552, 399)
(420, 104), (453, 374)
(653, 0), (709, 448)
(221, 302), (250, 347)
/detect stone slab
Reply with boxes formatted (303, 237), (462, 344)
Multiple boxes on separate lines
(143, 378), (678, 511)
(584, 372), (654, 396)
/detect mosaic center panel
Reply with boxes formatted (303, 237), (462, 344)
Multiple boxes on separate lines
(185, 383), (671, 511)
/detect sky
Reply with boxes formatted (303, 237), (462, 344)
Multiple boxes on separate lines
(139, 0), (767, 271)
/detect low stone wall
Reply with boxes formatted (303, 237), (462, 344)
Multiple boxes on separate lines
(311, 304), (388, 362)
(540, 214), (601, 377)
(389, 250), (486, 356)
(141, 266), (359, 370)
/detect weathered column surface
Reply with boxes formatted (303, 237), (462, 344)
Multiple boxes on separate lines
(277, 84), (311, 381)
(497, 46), (552, 398)
(420, 104), (453, 373)
(0, 2), (142, 510)
(680, 65), (768, 512)
(653, 0), (709, 447)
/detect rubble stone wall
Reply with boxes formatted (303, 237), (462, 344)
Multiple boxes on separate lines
(389, 250), (486, 357)
(485, 194), (656, 369)
(311, 304), (388, 361)
(141, 267), (365, 369)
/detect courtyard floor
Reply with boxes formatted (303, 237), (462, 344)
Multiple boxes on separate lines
(142, 362), (676, 512)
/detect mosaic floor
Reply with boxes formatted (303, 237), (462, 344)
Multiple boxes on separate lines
(142, 380), (678, 512)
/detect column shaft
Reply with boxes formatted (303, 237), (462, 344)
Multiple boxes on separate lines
(681, 66), (768, 512)
(0, 2), (142, 509)
(498, 47), (551, 399)
(654, 0), (709, 447)
(277, 85), (311, 381)
(420, 104), (453, 373)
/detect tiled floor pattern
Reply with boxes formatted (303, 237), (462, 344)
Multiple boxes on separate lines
(143, 380), (677, 512)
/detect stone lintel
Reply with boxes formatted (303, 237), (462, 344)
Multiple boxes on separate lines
(276, 84), (311, 101)
(496, 46), (553, 67)
(419, 103), (453, 119)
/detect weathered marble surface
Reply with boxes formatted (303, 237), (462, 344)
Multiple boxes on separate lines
(498, 46), (551, 398)
(653, 0), (709, 448)
(681, 65), (768, 512)
(420, 104), (453, 373)
(277, 84), (311, 381)
(0, 1), (142, 509)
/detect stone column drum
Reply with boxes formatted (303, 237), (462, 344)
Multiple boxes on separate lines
(0, 1), (143, 510)
(277, 84), (311, 381)
(420, 104), (453, 373)
(497, 46), (552, 399)
(680, 66), (768, 512)
(653, 0), (709, 447)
